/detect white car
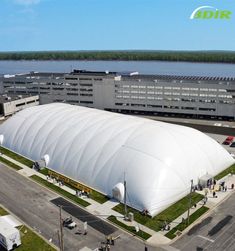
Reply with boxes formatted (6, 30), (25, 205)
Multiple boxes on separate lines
(67, 222), (77, 229)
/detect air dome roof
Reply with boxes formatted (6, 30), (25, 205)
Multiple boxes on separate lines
(0, 103), (233, 216)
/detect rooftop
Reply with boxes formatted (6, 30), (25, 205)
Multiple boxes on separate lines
(0, 218), (19, 237)
(0, 94), (38, 104)
(122, 74), (235, 82)
(71, 69), (117, 76)
(2, 70), (235, 82)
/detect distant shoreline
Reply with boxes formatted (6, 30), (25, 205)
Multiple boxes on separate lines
(0, 51), (235, 63)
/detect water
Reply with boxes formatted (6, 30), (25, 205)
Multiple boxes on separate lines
(0, 60), (235, 77)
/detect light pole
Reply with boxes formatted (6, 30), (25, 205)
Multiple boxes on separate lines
(187, 179), (194, 226)
(124, 173), (128, 219)
(59, 205), (64, 251)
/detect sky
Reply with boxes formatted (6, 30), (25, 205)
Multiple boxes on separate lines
(0, 0), (235, 51)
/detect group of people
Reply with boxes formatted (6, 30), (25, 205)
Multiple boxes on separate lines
(220, 181), (227, 192)
(98, 236), (115, 251)
(46, 175), (64, 186)
(161, 221), (171, 231)
(141, 209), (149, 216)
(75, 189), (90, 198)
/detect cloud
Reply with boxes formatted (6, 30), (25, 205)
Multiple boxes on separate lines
(14, 0), (40, 5)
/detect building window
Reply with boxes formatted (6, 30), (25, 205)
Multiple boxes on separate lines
(130, 103), (145, 107)
(67, 93), (78, 96)
(199, 108), (216, 111)
(147, 104), (162, 108)
(80, 83), (92, 87)
(80, 101), (93, 104)
(80, 93), (93, 97)
(181, 107), (197, 110)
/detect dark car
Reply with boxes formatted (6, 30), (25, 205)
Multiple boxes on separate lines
(230, 142), (235, 147)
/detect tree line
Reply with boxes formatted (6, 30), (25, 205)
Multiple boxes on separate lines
(0, 51), (235, 63)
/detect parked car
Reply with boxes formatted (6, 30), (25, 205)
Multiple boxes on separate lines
(63, 217), (77, 229)
(230, 142), (235, 147)
(67, 222), (77, 229)
(222, 136), (234, 145)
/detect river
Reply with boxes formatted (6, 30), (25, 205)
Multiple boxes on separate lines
(0, 60), (235, 77)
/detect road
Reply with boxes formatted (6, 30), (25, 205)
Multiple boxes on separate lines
(0, 163), (161, 251)
(173, 192), (235, 251)
(138, 115), (235, 136)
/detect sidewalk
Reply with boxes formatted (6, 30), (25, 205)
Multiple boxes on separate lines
(1, 153), (235, 246)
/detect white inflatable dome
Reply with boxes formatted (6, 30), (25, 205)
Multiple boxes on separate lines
(0, 103), (234, 216)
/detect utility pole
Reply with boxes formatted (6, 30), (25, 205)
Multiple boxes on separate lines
(57, 230), (61, 251)
(187, 179), (193, 226)
(59, 205), (64, 251)
(124, 172), (128, 219)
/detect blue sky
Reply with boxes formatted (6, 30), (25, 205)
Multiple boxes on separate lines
(0, 0), (235, 51)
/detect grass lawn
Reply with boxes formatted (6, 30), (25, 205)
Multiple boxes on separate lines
(113, 192), (204, 232)
(165, 206), (209, 239)
(0, 206), (9, 216)
(17, 225), (56, 251)
(107, 215), (151, 240)
(215, 164), (235, 180)
(39, 168), (49, 176)
(0, 146), (33, 167)
(30, 175), (90, 207)
(89, 190), (109, 204)
(0, 156), (22, 170)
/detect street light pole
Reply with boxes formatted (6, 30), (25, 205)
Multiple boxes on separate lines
(124, 178), (127, 219)
(59, 205), (64, 251)
(57, 230), (61, 251)
(187, 179), (194, 226)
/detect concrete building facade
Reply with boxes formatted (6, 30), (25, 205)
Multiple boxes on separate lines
(0, 70), (235, 120)
(0, 94), (39, 117)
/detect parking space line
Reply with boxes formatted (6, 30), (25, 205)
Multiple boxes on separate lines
(197, 235), (215, 243)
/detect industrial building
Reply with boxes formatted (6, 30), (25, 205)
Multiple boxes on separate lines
(0, 70), (235, 120)
(0, 103), (233, 216)
(0, 94), (39, 117)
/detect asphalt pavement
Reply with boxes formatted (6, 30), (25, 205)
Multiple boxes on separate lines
(173, 192), (235, 251)
(51, 197), (117, 235)
(0, 163), (162, 251)
(138, 115), (235, 136)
